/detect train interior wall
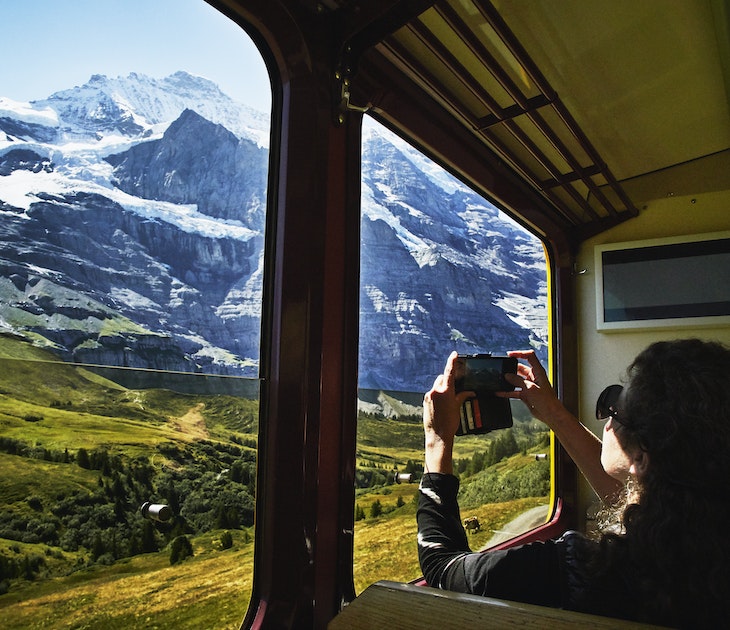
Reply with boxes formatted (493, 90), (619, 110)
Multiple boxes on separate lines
(574, 185), (730, 526)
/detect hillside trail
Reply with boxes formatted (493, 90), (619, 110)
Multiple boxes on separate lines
(171, 402), (210, 440)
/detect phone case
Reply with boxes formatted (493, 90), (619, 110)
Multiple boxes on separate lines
(456, 394), (513, 435)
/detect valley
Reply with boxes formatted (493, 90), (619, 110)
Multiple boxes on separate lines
(0, 334), (550, 627)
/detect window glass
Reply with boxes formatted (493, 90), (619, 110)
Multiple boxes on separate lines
(0, 2), (269, 627)
(354, 116), (550, 592)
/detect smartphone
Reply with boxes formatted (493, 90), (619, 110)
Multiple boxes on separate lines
(454, 354), (517, 435)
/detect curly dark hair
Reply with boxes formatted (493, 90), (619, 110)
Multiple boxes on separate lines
(592, 339), (730, 627)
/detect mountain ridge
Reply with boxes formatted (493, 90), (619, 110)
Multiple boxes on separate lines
(0, 71), (547, 392)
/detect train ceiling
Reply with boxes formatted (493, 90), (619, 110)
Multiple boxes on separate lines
(219, 0), (730, 243)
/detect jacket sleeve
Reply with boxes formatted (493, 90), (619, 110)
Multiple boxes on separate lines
(416, 472), (471, 588)
(417, 472), (565, 607)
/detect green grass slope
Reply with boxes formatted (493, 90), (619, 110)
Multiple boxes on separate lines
(0, 334), (551, 628)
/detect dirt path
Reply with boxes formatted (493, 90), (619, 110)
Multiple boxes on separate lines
(171, 402), (209, 440)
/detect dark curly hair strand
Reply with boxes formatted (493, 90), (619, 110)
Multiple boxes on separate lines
(586, 339), (730, 627)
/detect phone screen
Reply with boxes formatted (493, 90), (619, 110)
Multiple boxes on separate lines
(455, 355), (516, 393)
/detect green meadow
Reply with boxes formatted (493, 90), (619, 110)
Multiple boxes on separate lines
(0, 334), (550, 628)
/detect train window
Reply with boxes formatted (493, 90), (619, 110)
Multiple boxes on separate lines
(354, 116), (551, 592)
(0, 1), (268, 627)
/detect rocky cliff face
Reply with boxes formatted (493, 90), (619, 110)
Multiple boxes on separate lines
(105, 109), (267, 225)
(358, 130), (546, 391)
(0, 72), (546, 391)
(0, 188), (262, 374)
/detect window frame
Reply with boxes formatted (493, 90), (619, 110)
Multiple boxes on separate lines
(210, 2), (581, 628)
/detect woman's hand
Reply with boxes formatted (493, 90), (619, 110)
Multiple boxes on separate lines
(497, 350), (563, 427)
(498, 350), (623, 501)
(423, 351), (474, 474)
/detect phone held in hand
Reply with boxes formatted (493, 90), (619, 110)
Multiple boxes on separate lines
(454, 354), (517, 435)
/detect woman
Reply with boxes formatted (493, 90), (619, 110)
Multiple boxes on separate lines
(417, 339), (730, 627)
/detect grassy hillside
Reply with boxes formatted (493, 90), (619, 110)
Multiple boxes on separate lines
(0, 335), (258, 451)
(0, 336), (258, 592)
(0, 334), (550, 627)
(0, 479), (549, 629)
(352, 490), (548, 593)
(0, 530), (254, 630)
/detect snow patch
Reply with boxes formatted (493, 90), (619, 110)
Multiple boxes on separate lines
(0, 167), (257, 241)
(0, 97), (59, 127)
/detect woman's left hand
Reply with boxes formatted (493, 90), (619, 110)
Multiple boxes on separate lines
(497, 350), (563, 426)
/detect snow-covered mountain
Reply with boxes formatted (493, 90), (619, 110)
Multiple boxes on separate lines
(0, 71), (269, 147)
(0, 71), (546, 393)
(359, 123), (547, 390)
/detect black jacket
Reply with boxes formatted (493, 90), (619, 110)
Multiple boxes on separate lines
(417, 473), (642, 621)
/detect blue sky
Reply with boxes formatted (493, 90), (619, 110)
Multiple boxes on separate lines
(0, 0), (271, 112)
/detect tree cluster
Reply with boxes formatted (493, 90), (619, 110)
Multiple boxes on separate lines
(0, 437), (257, 585)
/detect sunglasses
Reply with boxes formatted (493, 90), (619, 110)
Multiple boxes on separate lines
(595, 384), (628, 427)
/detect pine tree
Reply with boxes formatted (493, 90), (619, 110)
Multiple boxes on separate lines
(369, 499), (383, 518)
(355, 504), (365, 521)
(141, 520), (158, 553)
(220, 531), (233, 549)
(91, 533), (105, 561)
(166, 479), (180, 515)
(170, 535), (194, 565)
(76, 448), (90, 469)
